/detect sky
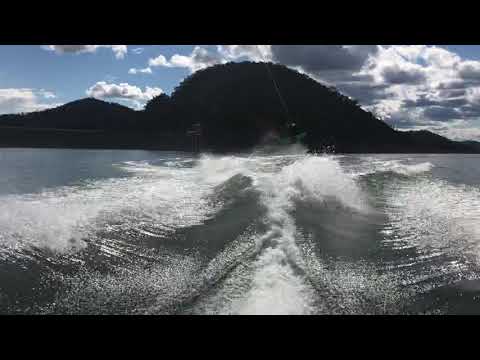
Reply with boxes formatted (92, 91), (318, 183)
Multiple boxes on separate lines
(2, 45), (480, 141)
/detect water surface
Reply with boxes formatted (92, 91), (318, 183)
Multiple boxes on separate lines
(1, 148), (480, 314)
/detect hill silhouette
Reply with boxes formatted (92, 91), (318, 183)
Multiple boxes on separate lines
(461, 140), (480, 152)
(0, 98), (136, 130)
(0, 61), (478, 153)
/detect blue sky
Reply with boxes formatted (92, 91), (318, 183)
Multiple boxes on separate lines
(444, 45), (480, 60)
(2, 45), (480, 141)
(0, 45), (195, 103)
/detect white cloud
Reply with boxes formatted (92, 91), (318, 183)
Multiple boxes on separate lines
(148, 46), (226, 73)
(0, 88), (60, 115)
(217, 45), (271, 61)
(422, 46), (461, 69)
(143, 86), (163, 100)
(39, 89), (56, 99)
(131, 48), (144, 55)
(146, 45), (270, 74)
(148, 55), (172, 67)
(458, 60), (480, 81)
(128, 67), (152, 75)
(42, 45), (128, 59)
(85, 81), (162, 109)
(364, 99), (404, 121)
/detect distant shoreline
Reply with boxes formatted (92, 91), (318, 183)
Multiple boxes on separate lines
(2, 127), (480, 154)
(1, 143), (479, 155)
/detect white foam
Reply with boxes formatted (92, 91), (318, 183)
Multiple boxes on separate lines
(276, 155), (369, 211)
(0, 159), (228, 253)
(384, 161), (434, 176)
(233, 247), (315, 315)
(361, 158), (434, 177)
(221, 154), (368, 314)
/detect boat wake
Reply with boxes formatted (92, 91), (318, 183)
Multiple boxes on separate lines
(2, 148), (480, 314)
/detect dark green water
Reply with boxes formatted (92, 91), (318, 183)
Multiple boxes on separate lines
(1, 147), (480, 314)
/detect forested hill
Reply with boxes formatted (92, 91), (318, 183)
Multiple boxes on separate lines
(0, 61), (477, 153)
(0, 98), (136, 130)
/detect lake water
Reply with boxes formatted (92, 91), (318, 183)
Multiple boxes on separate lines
(1, 147), (480, 314)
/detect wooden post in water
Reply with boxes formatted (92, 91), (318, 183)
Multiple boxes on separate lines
(186, 123), (202, 153)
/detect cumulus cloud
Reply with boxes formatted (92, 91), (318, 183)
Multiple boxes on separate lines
(145, 45), (270, 74)
(85, 81), (162, 109)
(148, 55), (171, 67)
(217, 45), (271, 61)
(0, 88), (61, 115)
(169, 46), (224, 72)
(458, 61), (480, 81)
(42, 45), (127, 59)
(128, 67), (152, 74)
(86, 81), (162, 101)
(148, 46), (226, 73)
(380, 64), (426, 84)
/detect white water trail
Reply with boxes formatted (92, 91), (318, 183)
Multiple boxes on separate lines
(381, 160), (434, 176)
(223, 155), (369, 315)
(352, 158), (434, 177)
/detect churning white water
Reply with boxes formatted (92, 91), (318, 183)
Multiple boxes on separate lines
(183, 154), (371, 315)
(0, 158), (229, 253)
